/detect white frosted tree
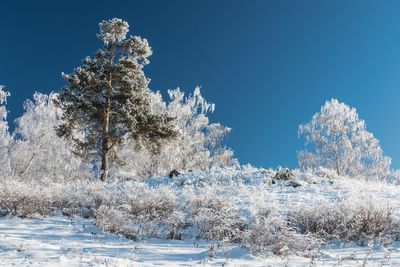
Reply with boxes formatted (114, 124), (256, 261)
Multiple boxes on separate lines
(0, 86), (11, 176)
(298, 99), (391, 180)
(161, 87), (234, 171)
(114, 87), (237, 179)
(10, 92), (90, 181)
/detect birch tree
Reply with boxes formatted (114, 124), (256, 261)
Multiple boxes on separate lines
(11, 92), (90, 181)
(113, 88), (237, 179)
(298, 99), (391, 180)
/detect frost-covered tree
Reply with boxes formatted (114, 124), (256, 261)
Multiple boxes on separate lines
(113, 88), (237, 179)
(0, 86), (11, 176)
(162, 88), (236, 171)
(10, 92), (90, 181)
(298, 99), (391, 180)
(56, 18), (177, 181)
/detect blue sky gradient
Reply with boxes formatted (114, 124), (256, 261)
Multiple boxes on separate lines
(1, 0), (400, 169)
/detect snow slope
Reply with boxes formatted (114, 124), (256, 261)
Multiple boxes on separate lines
(1, 168), (400, 266)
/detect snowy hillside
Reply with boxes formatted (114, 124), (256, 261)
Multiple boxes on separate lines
(1, 167), (400, 266)
(2, 8), (400, 267)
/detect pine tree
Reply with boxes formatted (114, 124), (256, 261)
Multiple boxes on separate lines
(56, 18), (177, 182)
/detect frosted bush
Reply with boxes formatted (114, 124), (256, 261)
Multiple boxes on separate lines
(93, 182), (183, 239)
(127, 184), (176, 221)
(0, 180), (54, 218)
(0, 179), (105, 218)
(247, 207), (318, 256)
(185, 186), (247, 243)
(290, 196), (400, 244)
(127, 185), (182, 238)
(54, 181), (104, 217)
(95, 205), (130, 235)
(92, 179), (251, 242)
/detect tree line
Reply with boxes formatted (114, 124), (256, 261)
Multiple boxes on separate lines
(0, 18), (393, 182)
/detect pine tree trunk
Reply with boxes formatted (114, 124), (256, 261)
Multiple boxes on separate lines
(100, 50), (114, 182)
(100, 108), (110, 182)
(100, 149), (109, 182)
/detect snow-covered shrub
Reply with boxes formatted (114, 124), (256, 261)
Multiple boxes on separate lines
(298, 99), (391, 180)
(184, 185), (247, 243)
(10, 92), (91, 182)
(0, 179), (104, 219)
(127, 184), (176, 222)
(290, 196), (400, 244)
(94, 205), (130, 235)
(93, 182), (182, 239)
(0, 180), (54, 218)
(128, 184), (184, 238)
(247, 207), (318, 256)
(248, 207), (287, 255)
(91, 177), (250, 242)
(53, 181), (104, 217)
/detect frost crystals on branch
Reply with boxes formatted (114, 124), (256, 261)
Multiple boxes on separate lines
(298, 99), (391, 180)
(56, 18), (177, 182)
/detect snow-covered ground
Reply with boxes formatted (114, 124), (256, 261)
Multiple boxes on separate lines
(1, 215), (399, 266)
(1, 168), (400, 266)
(0, 215), (209, 266)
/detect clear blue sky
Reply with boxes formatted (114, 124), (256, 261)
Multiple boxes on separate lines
(1, 0), (400, 169)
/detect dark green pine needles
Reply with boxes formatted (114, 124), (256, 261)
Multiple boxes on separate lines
(55, 18), (177, 182)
